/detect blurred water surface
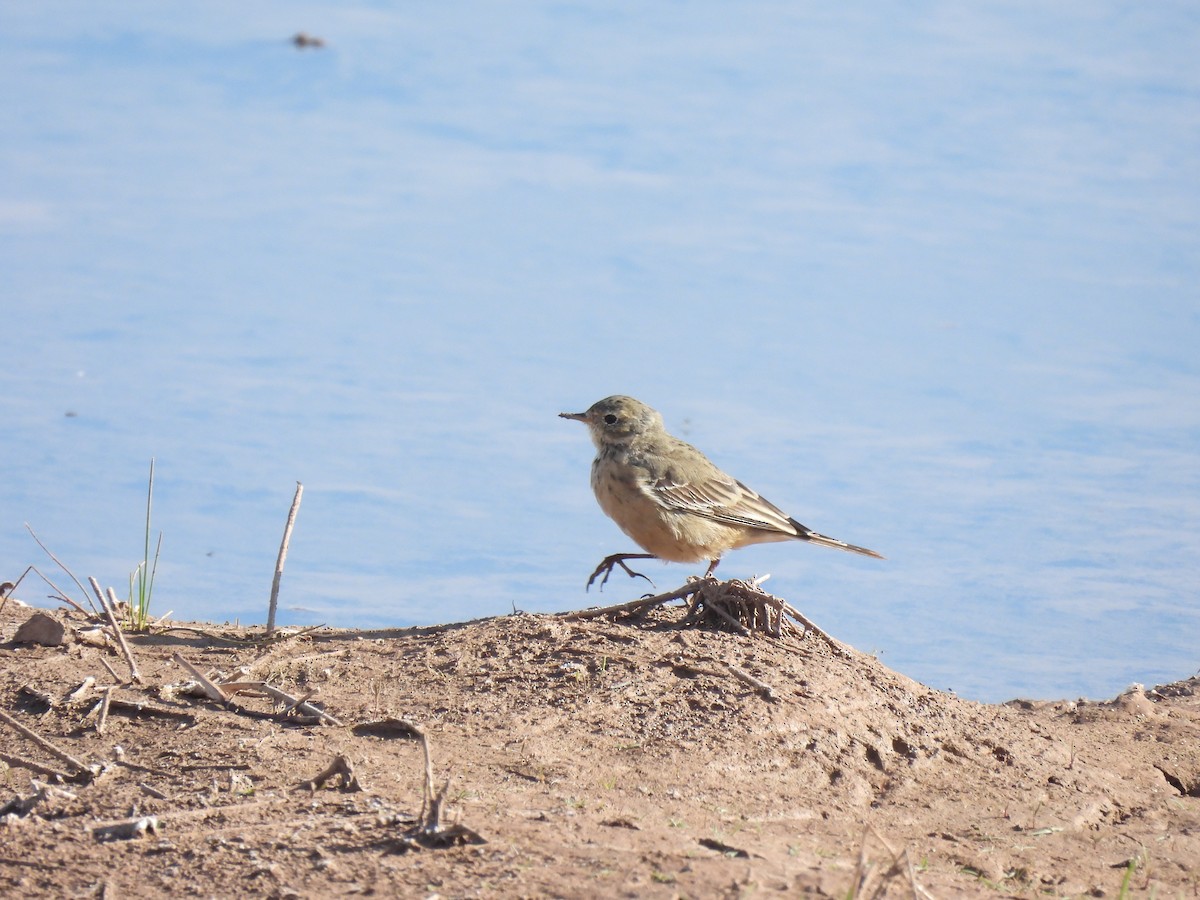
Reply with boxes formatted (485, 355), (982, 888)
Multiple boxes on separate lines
(2, 2), (1197, 702)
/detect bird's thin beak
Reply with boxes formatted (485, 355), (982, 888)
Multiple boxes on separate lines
(559, 411), (588, 422)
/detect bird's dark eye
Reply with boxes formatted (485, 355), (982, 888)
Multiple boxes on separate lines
(604, 414), (618, 425)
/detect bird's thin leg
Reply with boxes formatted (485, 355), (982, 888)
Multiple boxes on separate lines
(586, 553), (657, 592)
(702, 558), (721, 579)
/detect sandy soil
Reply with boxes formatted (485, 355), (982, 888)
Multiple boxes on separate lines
(0, 590), (1197, 898)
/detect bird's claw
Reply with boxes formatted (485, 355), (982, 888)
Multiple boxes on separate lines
(585, 555), (656, 592)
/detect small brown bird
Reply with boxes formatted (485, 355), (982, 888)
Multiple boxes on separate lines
(560, 395), (883, 590)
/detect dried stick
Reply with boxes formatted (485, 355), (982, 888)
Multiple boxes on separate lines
(29, 566), (91, 616)
(66, 677), (96, 703)
(104, 700), (194, 723)
(0, 567), (34, 617)
(694, 595), (752, 635)
(25, 525), (98, 614)
(779, 599), (851, 654)
(110, 588), (146, 681)
(91, 798), (282, 831)
(0, 750), (73, 782)
(722, 662), (777, 702)
(426, 778), (450, 831)
(88, 580), (141, 683)
(219, 680), (343, 726)
(172, 653), (231, 703)
(279, 688), (318, 715)
(368, 718), (437, 821)
(300, 754), (362, 792)
(561, 581), (700, 621)
(0, 708), (91, 774)
(415, 722), (435, 823)
(266, 481), (303, 636)
(95, 686), (114, 736)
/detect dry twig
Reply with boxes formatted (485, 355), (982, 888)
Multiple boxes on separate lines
(0, 707), (93, 777)
(217, 679), (343, 726)
(87, 579), (141, 683)
(560, 581), (698, 621)
(171, 653), (342, 725)
(721, 661), (778, 702)
(25, 526), (97, 614)
(97, 656), (121, 682)
(849, 823), (938, 900)
(0, 750), (73, 782)
(65, 677), (95, 704)
(349, 718), (485, 850)
(171, 652), (230, 703)
(266, 481), (303, 636)
(561, 574), (847, 653)
(138, 783), (170, 800)
(300, 754), (362, 792)
(95, 686), (114, 736)
(0, 780), (77, 818)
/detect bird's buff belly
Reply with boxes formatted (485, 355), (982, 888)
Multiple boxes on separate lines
(592, 473), (766, 563)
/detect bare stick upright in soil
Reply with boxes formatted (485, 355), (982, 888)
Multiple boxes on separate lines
(87, 578), (141, 683)
(266, 481), (303, 636)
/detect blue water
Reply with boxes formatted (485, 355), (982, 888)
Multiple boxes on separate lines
(2, 2), (1197, 702)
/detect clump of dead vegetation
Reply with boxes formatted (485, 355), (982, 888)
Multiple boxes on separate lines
(563, 573), (850, 653)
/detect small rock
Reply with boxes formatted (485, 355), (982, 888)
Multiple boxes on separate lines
(14, 613), (66, 646)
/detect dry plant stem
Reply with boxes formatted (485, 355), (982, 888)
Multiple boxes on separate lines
(0, 707), (90, 774)
(561, 581), (699, 620)
(25, 525), (98, 614)
(172, 652), (231, 703)
(780, 600), (850, 654)
(695, 595), (752, 635)
(95, 686), (114, 736)
(66, 677), (95, 703)
(301, 754), (362, 791)
(721, 662), (777, 702)
(89, 581), (141, 683)
(426, 779), (450, 831)
(266, 481), (303, 636)
(97, 657), (121, 682)
(852, 823), (874, 897)
(139, 783), (170, 800)
(91, 798), (283, 830)
(280, 688), (318, 715)
(395, 718), (437, 824)
(41, 581), (91, 615)
(218, 680), (343, 726)
(851, 823), (935, 900)
(905, 849), (936, 900)
(0, 566), (34, 616)
(0, 749), (73, 782)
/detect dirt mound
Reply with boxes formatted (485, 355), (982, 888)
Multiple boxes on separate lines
(0, 598), (1197, 897)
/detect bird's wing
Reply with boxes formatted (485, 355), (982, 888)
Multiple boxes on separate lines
(650, 469), (799, 536)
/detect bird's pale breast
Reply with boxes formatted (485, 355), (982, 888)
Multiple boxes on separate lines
(590, 447), (744, 563)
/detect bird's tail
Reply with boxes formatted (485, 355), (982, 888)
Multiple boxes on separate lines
(797, 528), (885, 560)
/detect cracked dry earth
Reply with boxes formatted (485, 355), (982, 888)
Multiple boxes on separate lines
(0, 597), (1198, 898)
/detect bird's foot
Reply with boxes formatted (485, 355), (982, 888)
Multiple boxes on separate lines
(586, 553), (657, 592)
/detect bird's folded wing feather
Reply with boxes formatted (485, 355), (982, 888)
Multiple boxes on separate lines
(651, 472), (798, 535)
